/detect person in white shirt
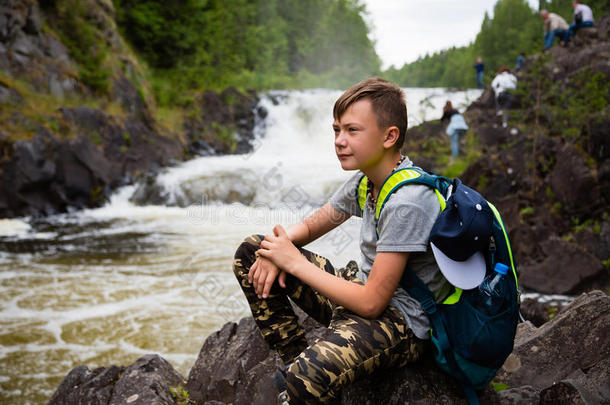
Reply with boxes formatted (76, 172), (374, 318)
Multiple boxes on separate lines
(491, 67), (517, 128)
(567, 1), (594, 40)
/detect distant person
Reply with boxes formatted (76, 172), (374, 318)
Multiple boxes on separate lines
(567, 1), (594, 40)
(491, 67), (517, 128)
(540, 9), (569, 49)
(515, 52), (524, 70)
(441, 101), (468, 158)
(474, 57), (484, 88)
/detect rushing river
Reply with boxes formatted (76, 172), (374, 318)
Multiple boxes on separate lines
(0, 87), (482, 404)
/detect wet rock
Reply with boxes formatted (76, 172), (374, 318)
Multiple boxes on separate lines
(48, 354), (184, 405)
(48, 364), (125, 405)
(184, 88), (260, 156)
(108, 354), (185, 405)
(519, 237), (604, 294)
(496, 291), (610, 402)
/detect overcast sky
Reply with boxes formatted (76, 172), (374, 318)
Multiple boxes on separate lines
(362, 0), (540, 69)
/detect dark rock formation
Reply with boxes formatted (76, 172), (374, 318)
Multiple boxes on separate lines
(495, 291), (610, 404)
(48, 354), (184, 405)
(49, 291), (610, 405)
(0, 0), (263, 217)
(183, 88), (264, 156)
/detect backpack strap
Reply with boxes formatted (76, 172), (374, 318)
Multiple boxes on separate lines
(356, 167), (453, 235)
(402, 270), (480, 405)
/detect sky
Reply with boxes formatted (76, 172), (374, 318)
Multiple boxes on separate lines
(362, 0), (539, 69)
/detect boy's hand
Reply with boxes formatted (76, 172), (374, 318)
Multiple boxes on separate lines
(257, 225), (306, 276)
(248, 256), (286, 298)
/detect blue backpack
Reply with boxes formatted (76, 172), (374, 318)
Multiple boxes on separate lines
(357, 166), (520, 405)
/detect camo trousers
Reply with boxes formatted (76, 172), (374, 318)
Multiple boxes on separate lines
(233, 234), (426, 404)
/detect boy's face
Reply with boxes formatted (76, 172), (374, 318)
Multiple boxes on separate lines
(332, 98), (387, 171)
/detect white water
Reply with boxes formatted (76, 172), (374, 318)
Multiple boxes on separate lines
(0, 87), (485, 404)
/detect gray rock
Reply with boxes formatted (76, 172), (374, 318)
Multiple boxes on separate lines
(48, 354), (184, 405)
(496, 291), (610, 402)
(519, 237), (604, 294)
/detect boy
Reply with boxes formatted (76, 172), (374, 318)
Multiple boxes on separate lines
(233, 78), (451, 404)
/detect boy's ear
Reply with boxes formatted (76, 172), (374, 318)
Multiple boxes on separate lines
(383, 126), (400, 149)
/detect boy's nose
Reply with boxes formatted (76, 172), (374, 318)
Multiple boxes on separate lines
(334, 132), (347, 148)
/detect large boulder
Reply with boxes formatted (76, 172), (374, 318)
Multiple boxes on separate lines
(495, 291), (610, 403)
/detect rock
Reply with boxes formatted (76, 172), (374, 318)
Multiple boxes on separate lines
(495, 291), (610, 402)
(48, 354), (184, 405)
(519, 237), (605, 294)
(48, 364), (125, 405)
(183, 88), (260, 156)
(519, 298), (552, 327)
(497, 385), (540, 405)
(107, 354), (185, 405)
(548, 144), (600, 215)
(184, 306), (496, 405)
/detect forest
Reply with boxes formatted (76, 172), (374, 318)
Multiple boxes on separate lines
(38, 0), (610, 104)
(385, 0), (610, 88)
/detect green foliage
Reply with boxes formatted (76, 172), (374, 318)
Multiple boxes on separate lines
(384, 0), (541, 88)
(113, 0), (380, 104)
(520, 206), (535, 216)
(492, 382), (510, 392)
(515, 53), (610, 140)
(43, 0), (111, 93)
(122, 131), (131, 146)
(169, 385), (190, 405)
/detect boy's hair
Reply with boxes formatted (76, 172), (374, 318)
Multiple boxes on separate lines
(333, 77), (408, 150)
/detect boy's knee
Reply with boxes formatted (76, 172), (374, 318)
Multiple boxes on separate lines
(233, 234), (263, 277)
(285, 354), (340, 404)
(234, 234), (263, 260)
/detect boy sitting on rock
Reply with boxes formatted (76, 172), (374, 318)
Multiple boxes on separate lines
(233, 77), (451, 404)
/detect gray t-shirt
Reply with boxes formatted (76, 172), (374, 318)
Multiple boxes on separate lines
(329, 157), (451, 339)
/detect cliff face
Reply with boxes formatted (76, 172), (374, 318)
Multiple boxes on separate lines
(0, 0), (261, 217)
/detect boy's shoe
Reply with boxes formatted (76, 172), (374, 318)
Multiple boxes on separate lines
(274, 367), (289, 405)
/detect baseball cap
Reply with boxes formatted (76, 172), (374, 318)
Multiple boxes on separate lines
(430, 180), (493, 289)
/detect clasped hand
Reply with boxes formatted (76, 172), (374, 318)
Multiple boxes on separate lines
(248, 225), (304, 298)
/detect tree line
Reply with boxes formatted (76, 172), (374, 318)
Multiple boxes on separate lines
(112, 0), (380, 105)
(384, 0), (609, 89)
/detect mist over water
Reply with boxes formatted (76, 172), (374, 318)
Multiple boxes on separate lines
(0, 87), (482, 404)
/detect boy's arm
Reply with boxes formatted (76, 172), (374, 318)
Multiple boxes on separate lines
(250, 202), (351, 298)
(286, 202), (351, 246)
(258, 225), (408, 318)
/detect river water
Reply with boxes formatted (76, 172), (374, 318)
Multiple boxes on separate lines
(0, 88), (482, 404)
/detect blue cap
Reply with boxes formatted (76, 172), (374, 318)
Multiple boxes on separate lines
(429, 180), (493, 289)
(494, 263), (509, 275)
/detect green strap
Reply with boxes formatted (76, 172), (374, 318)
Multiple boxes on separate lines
(488, 202), (519, 293)
(357, 175), (368, 211)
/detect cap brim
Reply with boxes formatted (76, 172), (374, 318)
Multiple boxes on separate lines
(430, 242), (486, 290)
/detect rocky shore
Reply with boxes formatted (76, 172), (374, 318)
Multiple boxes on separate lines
(48, 291), (610, 404)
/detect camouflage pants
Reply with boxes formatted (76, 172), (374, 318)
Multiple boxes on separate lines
(233, 235), (426, 404)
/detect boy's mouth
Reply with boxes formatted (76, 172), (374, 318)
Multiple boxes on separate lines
(337, 153), (351, 159)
